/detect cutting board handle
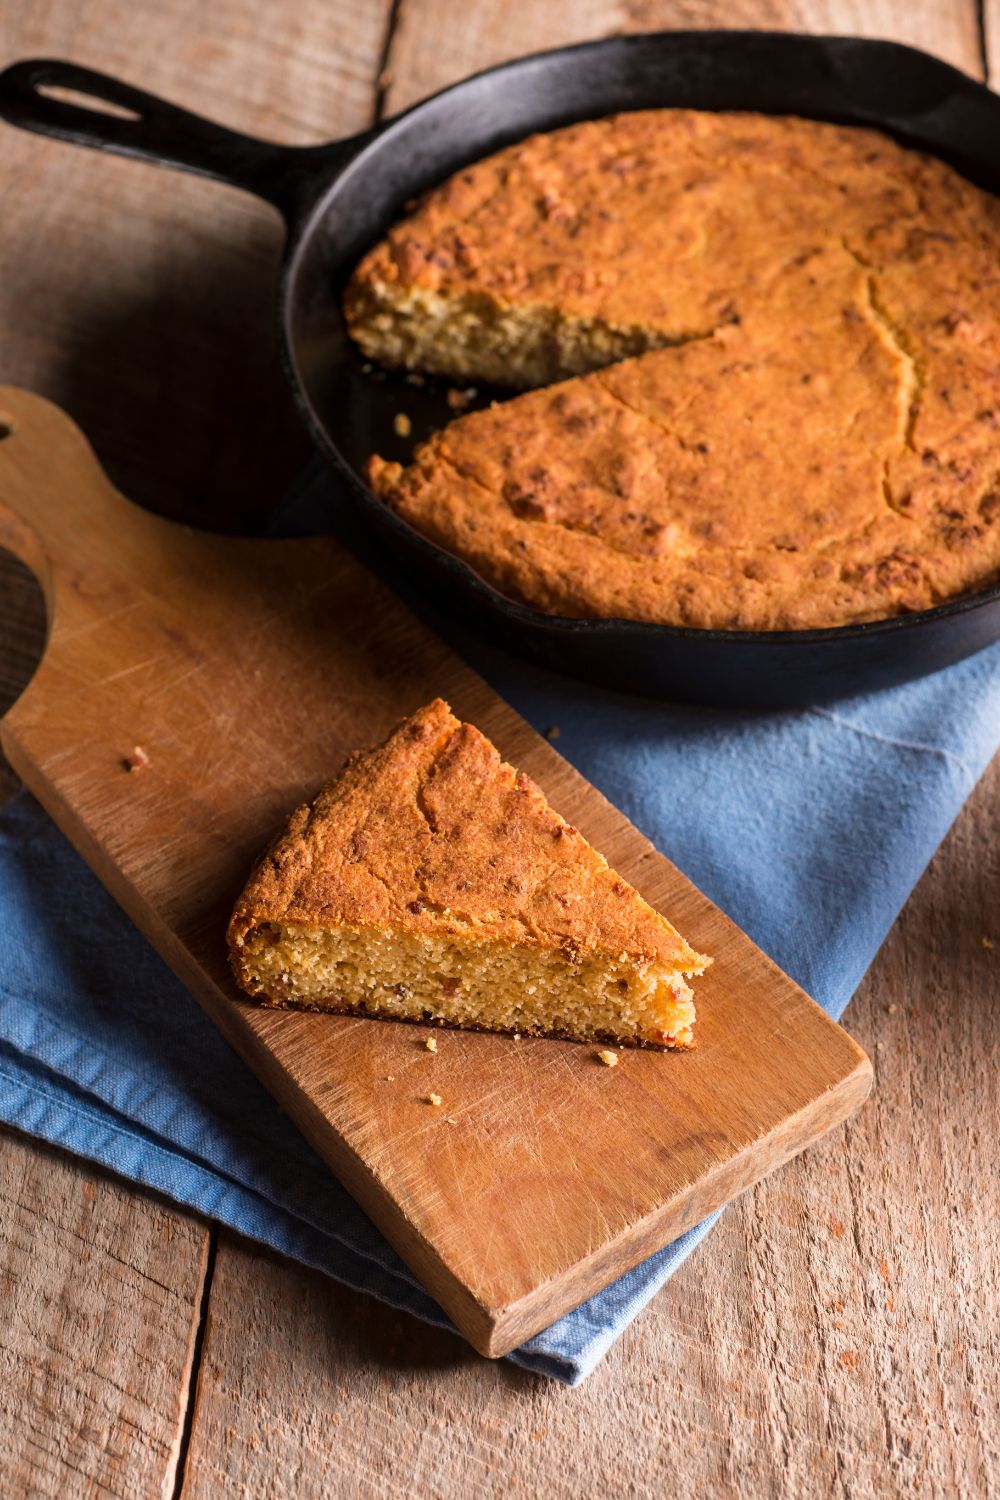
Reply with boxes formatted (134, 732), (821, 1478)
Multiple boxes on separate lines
(0, 386), (873, 1360)
(0, 386), (184, 635)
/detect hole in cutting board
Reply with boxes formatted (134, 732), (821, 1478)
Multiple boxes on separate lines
(0, 548), (47, 782)
(37, 85), (141, 122)
(0, 418), (15, 440)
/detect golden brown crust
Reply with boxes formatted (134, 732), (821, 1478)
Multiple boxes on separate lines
(228, 699), (708, 987)
(352, 110), (1000, 631)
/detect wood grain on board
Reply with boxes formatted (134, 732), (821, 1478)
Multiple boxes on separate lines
(0, 1), (997, 1496)
(0, 386), (869, 1356)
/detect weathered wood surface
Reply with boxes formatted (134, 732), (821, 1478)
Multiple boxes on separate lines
(0, 1128), (208, 1499)
(0, 0), (997, 1497)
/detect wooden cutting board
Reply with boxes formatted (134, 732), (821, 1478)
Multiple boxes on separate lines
(0, 387), (872, 1357)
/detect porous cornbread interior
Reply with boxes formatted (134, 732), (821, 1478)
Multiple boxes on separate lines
(351, 110), (1000, 630)
(228, 700), (708, 1047)
(234, 924), (696, 1046)
(344, 280), (686, 389)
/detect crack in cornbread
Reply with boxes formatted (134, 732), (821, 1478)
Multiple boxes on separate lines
(228, 700), (709, 1047)
(354, 109), (1000, 630)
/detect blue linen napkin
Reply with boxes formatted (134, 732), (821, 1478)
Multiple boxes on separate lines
(2, 459), (999, 1384)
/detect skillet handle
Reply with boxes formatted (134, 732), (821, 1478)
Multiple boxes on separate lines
(0, 58), (330, 214)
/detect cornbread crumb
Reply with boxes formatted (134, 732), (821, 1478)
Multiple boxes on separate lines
(545, 726), (561, 741)
(887, 1003), (898, 1015)
(227, 699), (709, 1046)
(424, 1036), (438, 1052)
(392, 411), (412, 437)
(123, 745), (150, 773)
(446, 386), (477, 410)
(981, 935), (995, 950)
(385, 1074), (395, 1082)
(446, 1116), (458, 1125)
(426, 1092), (443, 1107)
(596, 1049), (619, 1067)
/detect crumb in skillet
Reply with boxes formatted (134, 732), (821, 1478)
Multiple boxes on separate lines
(446, 386), (477, 410)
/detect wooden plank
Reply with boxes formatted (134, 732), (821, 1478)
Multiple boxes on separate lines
(0, 386), (869, 1357)
(0, 6), (396, 1495)
(0, 0), (393, 530)
(0, 1128), (209, 1500)
(983, 0), (1000, 84)
(381, 0), (983, 116)
(178, 758), (1000, 1500)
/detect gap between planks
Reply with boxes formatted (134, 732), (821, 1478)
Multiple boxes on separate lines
(170, 1226), (219, 1500)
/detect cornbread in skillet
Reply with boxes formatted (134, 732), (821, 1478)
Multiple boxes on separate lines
(354, 110), (1000, 630)
(228, 699), (708, 1047)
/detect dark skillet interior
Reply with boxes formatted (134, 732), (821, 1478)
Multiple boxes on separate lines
(281, 31), (1000, 707)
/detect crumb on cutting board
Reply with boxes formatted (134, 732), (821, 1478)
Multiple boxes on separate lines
(424, 1036), (438, 1052)
(393, 412), (412, 437)
(123, 745), (150, 773)
(426, 1092), (443, 1107)
(596, 1049), (619, 1068)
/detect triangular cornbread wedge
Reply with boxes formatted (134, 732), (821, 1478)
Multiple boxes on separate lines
(228, 700), (709, 1047)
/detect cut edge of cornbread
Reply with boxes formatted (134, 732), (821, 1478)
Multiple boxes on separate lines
(232, 921), (699, 1048)
(343, 278), (703, 389)
(227, 699), (709, 1049)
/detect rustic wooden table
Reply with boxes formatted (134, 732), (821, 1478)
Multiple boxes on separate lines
(1, 3), (997, 1496)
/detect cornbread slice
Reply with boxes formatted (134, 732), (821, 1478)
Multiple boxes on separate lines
(228, 699), (709, 1047)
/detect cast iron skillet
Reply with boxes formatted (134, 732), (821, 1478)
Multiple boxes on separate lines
(3, 33), (1000, 707)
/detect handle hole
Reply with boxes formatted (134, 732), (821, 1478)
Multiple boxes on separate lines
(0, 549), (47, 774)
(0, 418), (15, 441)
(37, 84), (141, 122)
